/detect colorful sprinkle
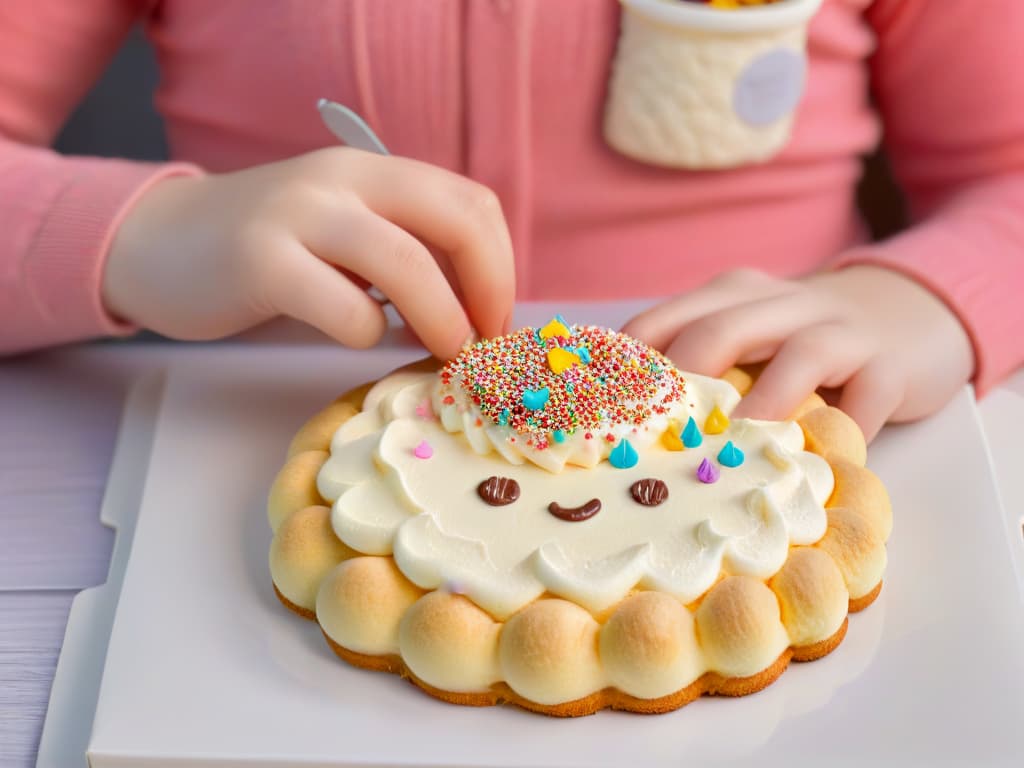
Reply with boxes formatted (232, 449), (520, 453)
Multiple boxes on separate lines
(547, 347), (581, 375)
(440, 324), (686, 439)
(522, 387), (550, 411)
(697, 457), (720, 484)
(704, 404), (730, 435)
(415, 399), (432, 419)
(413, 440), (433, 459)
(609, 438), (639, 469)
(717, 440), (745, 468)
(661, 423), (685, 451)
(682, 416), (703, 448)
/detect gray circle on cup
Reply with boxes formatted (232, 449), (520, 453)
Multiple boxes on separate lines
(732, 48), (807, 127)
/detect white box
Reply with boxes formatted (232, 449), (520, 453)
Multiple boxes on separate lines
(39, 302), (1024, 767)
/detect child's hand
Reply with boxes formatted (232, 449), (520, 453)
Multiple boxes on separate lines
(622, 266), (975, 440)
(102, 148), (514, 359)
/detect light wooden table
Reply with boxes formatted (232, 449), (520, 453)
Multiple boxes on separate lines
(2, 343), (1021, 767)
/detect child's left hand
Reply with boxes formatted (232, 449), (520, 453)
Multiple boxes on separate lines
(622, 266), (975, 441)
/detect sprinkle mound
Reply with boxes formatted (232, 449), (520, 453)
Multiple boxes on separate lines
(441, 324), (685, 444)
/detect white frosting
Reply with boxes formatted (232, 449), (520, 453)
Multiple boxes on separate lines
(318, 366), (834, 619)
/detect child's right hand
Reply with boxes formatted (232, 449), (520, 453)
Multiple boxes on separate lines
(102, 148), (515, 359)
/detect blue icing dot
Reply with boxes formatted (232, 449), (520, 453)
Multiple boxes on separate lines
(717, 440), (745, 468)
(552, 429), (566, 444)
(497, 408), (510, 426)
(608, 438), (639, 469)
(522, 387), (550, 411)
(681, 416), (703, 448)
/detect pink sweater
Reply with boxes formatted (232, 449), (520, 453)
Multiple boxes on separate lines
(1, 0), (1021, 392)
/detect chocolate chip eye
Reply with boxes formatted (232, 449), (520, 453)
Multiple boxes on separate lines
(477, 476), (520, 506)
(630, 478), (668, 506)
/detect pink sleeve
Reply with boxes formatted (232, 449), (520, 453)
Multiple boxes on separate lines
(0, 1), (201, 355)
(834, 0), (1024, 395)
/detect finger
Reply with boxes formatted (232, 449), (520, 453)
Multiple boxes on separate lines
(622, 269), (793, 351)
(303, 207), (473, 360)
(662, 291), (835, 376)
(340, 152), (515, 340)
(264, 242), (388, 349)
(732, 325), (872, 421)
(736, 342), (782, 365)
(838, 357), (905, 442)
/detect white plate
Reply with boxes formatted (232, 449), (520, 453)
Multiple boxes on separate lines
(59, 322), (1024, 767)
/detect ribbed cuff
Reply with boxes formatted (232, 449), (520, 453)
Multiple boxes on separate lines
(23, 157), (203, 344)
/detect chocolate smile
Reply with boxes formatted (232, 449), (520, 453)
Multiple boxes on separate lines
(548, 498), (602, 522)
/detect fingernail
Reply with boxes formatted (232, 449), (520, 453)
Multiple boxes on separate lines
(502, 311), (514, 336)
(463, 329), (479, 349)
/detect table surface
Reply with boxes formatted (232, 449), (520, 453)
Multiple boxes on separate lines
(2, 341), (1021, 768)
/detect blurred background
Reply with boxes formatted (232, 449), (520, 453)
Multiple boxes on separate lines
(52, 26), (907, 239)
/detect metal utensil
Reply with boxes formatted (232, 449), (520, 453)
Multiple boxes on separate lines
(317, 98), (390, 155)
(317, 98), (391, 305)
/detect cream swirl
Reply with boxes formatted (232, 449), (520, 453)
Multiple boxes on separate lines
(317, 368), (834, 619)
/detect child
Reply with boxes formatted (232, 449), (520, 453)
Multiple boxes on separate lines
(1, 0), (1020, 441)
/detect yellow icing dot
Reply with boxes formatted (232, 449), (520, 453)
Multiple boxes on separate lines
(547, 347), (580, 375)
(539, 318), (571, 340)
(661, 422), (685, 451)
(704, 405), (730, 435)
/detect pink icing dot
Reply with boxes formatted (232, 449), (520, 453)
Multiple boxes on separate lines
(413, 440), (433, 459)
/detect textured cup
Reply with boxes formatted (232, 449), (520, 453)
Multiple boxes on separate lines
(604, 0), (824, 169)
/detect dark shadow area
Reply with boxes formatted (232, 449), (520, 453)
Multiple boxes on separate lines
(856, 146), (908, 240)
(52, 26), (168, 162)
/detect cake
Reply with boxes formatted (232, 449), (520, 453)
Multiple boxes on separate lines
(267, 320), (891, 716)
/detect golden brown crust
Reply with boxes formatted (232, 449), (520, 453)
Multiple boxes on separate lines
(319, 621), (834, 716)
(792, 617), (848, 662)
(324, 630), (406, 674)
(848, 581), (883, 613)
(268, 365), (890, 716)
(274, 582), (316, 621)
(701, 650), (793, 697)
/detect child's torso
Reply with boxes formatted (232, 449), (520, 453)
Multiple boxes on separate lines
(149, 0), (880, 298)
